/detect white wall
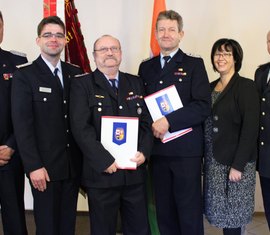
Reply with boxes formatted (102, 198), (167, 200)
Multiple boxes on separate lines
(0, 0), (269, 211)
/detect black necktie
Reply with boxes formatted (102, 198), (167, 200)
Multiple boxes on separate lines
(54, 68), (63, 89)
(109, 79), (118, 94)
(163, 56), (171, 69)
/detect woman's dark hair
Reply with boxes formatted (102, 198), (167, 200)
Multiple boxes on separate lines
(211, 38), (243, 72)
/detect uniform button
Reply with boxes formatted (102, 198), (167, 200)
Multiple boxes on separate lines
(98, 102), (102, 106)
(63, 100), (67, 104)
(66, 129), (69, 133)
(213, 115), (218, 121)
(98, 107), (102, 112)
(119, 105), (123, 109)
(262, 112), (265, 116)
(262, 98), (266, 102)
(64, 115), (67, 119)
(261, 142), (264, 146)
(67, 144), (70, 147)
(159, 80), (163, 84)
(136, 103), (140, 106)
(261, 126), (264, 130)
(179, 78), (182, 82)
(43, 98), (47, 102)
(144, 82), (147, 86)
(213, 127), (218, 133)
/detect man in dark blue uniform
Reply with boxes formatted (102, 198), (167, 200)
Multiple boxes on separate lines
(11, 16), (82, 235)
(0, 11), (28, 234)
(139, 10), (211, 235)
(254, 30), (270, 230)
(70, 35), (153, 235)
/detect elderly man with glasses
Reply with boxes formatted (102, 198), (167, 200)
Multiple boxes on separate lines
(70, 35), (153, 235)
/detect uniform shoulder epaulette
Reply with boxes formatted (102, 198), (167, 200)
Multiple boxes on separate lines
(258, 62), (270, 68)
(16, 62), (32, 68)
(142, 56), (152, 62)
(186, 52), (201, 58)
(74, 72), (90, 78)
(10, 50), (27, 58)
(123, 72), (138, 78)
(66, 61), (81, 68)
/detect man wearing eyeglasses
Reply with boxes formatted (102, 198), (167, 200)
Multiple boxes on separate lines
(11, 16), (83, 235)
(0, 11), (28, 235)
(70, 35), (153, 235)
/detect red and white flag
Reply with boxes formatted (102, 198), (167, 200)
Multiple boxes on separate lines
(43, 0), (59, 18)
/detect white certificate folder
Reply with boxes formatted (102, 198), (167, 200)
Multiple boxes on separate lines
(144, 85), (192, 143)
(101, 116), (138, 170)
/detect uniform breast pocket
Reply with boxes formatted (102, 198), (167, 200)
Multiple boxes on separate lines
(33, 91), (56, 103)
(33, 92), (57, 115)
(144, 81), (157, 95)
(173, 76), (191, 98)
(89, 96), (112, 115)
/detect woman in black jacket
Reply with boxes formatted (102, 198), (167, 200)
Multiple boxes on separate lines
(204, 38), (260, 235)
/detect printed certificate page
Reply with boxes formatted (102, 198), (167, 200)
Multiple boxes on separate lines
(101, 116), (138, 170)
(144, 85), (192, 143)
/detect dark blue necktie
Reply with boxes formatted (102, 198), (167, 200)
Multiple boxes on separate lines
(163, 56), (171, 69)
(54, 68), (63, 88)
(109, 79), (118, 94)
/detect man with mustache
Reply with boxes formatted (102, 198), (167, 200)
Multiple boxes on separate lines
(70, 35), (153, 235)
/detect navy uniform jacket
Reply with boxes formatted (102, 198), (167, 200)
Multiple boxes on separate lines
(70, 69), (153, 188)
(255, 62), (270, 178)
(138, 49), (211, 157)
(11, 56), (82, 181)
(0, 48), (27, 170)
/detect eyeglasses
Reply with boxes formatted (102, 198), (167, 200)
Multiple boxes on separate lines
(214, 52), (232, 59)
(40, 32), (65, 39)
(94, 46), (121, 54)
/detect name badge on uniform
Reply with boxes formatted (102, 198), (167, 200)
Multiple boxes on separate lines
(39, 87), (52, 93)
